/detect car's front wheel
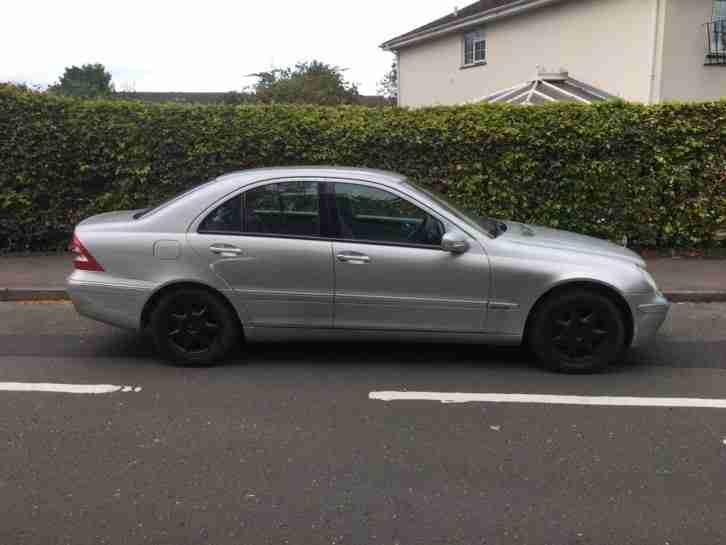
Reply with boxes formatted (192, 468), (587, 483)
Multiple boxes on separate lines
(150, 288), (241, 366)
(529, 289), (627, 373)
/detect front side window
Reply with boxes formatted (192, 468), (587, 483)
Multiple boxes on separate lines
(463, 30), (486, 65)
(715, 0), (726, 19)
(243, 181), (321, 237)
(333, 183), (444, 246)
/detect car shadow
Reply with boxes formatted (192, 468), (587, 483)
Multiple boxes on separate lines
(10, 328), (725, 375)
(231, 339), (536, 371)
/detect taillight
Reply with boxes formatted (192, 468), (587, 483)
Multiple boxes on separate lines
(68, 234), (105, 272)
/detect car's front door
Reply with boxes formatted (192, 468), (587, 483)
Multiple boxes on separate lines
(330, 182), (489, 332)
(188, 180), (333, 328)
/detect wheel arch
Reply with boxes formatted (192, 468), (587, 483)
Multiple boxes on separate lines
(140, 281), (243, 333)
(523, 280), (634, 348)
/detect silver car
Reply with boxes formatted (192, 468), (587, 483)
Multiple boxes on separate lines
(67, 167), (670, 373)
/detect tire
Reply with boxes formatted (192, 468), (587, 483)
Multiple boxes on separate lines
(529, 289), (627, 374)
(150, 288), (241, 366)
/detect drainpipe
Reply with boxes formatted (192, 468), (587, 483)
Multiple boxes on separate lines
(395, 51), (401, 107)
(648, 0), (663, 104)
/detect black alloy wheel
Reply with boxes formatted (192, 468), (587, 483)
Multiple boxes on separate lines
(530, 289), (627, 373)
(166, 299), (220, 354)
(150, 288), (241, 366)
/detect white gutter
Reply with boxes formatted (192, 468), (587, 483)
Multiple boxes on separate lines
(381, 0), (565, 51)
(395, 51), (401, 107)
(648, 0), (665, 104)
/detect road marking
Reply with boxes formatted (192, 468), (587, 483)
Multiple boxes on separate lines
(0, 382), (141, 395)
(369, 391), (726, 409)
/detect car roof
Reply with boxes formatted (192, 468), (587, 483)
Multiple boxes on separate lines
(138, 167), (411, 231)
(214, 166), (408, 187)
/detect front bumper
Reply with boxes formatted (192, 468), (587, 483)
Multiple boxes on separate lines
(629, 292), (671, 348)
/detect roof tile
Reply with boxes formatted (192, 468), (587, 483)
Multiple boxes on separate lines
(384, 0), (520, 47)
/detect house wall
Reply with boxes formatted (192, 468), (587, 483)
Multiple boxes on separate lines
(397, 0), (657, 107)
(658, 0), (726, 102)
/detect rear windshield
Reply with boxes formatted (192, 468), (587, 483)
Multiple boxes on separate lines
(134, 179), (217, 219)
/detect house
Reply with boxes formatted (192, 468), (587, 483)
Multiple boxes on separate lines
(381, 0), (726, 107)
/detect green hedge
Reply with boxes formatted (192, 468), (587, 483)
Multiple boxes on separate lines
(1, 84), (725, 253)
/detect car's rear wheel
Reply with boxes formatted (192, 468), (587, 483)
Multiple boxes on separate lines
(150, 288), (240, 366)
(529, 289), (627, 374)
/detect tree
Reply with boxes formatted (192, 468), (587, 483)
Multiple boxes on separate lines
(378, 59), (398, 103)
(251, 60), (359, 105)
(50, 63), (114, 98)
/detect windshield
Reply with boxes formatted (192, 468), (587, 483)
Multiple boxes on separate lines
(404, 180), (506, 238)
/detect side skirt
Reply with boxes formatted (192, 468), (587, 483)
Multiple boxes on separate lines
(244, 326), (522, 346)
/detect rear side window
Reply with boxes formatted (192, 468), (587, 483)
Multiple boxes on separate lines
(243, 181), (321, 237)
(198, 195), (242, 233)
(333, 183), (444, 246)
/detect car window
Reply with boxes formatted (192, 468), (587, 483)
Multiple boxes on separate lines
(333, 183), (444, 246)
(136, 178), (219, 219)
(243, 181), (321, 237)
(198, 195), (243, 233)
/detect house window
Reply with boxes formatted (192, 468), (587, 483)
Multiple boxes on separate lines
(463, 31), (486, 66)
(708, 0), (726, 62)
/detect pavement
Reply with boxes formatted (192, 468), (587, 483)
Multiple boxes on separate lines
(1, 300), (726, 544)
(1, 253), (725, 302)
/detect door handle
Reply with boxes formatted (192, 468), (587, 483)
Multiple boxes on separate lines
(336, 252), (371, 264)
(210, 244), (243, 257)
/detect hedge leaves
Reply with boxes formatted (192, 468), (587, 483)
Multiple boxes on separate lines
(1, 85), (724, 252)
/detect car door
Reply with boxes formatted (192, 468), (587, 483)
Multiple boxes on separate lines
(331, 181), (489, 332)
(187, 180), (333, 328)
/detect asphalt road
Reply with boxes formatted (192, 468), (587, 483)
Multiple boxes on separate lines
(1, 302), (726, 545)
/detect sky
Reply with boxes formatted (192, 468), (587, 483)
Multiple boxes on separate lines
(2, 0), (459, 95)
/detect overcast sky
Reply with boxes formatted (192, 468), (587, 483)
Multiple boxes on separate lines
(2, 1), (458, 95)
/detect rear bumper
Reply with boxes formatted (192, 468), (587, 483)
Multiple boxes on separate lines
(629, 292), (671, 348)
(66, 271), (154, 331)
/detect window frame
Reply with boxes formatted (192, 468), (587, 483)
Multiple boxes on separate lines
(241, 180), (326, 238)
(197, 193), (243, 234)
(328, 181), (448, 251)
(192, 177), (457, 251)
(462, 30), (487, 68)
(195, 179), (333, 240)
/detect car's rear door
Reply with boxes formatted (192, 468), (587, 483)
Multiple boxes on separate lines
(188, 180), (334, 328)
(330, 181), (489, 332)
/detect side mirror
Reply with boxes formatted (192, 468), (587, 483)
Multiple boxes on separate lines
(441, 231), (470, 254)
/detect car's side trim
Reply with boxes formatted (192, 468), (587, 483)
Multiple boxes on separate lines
(638, 302), (671, 314)
(488, 301), (520, 310)
(67, 276), (157, 293)
(232, 288), (331, 303)
(335, 292), (486, 309)
(231, 288), (485, 309)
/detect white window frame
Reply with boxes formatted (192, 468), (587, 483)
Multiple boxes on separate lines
(462, 30), (486, 67)
(715, 0), (726, 19)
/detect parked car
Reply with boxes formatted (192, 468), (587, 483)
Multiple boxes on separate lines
(67, 167), (670, 373)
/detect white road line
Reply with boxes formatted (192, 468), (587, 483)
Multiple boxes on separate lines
(369, 391), (726, 409)
(0, 382), (141, 395)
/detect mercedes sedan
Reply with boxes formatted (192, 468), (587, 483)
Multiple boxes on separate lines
(67, 167), (670, 373)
